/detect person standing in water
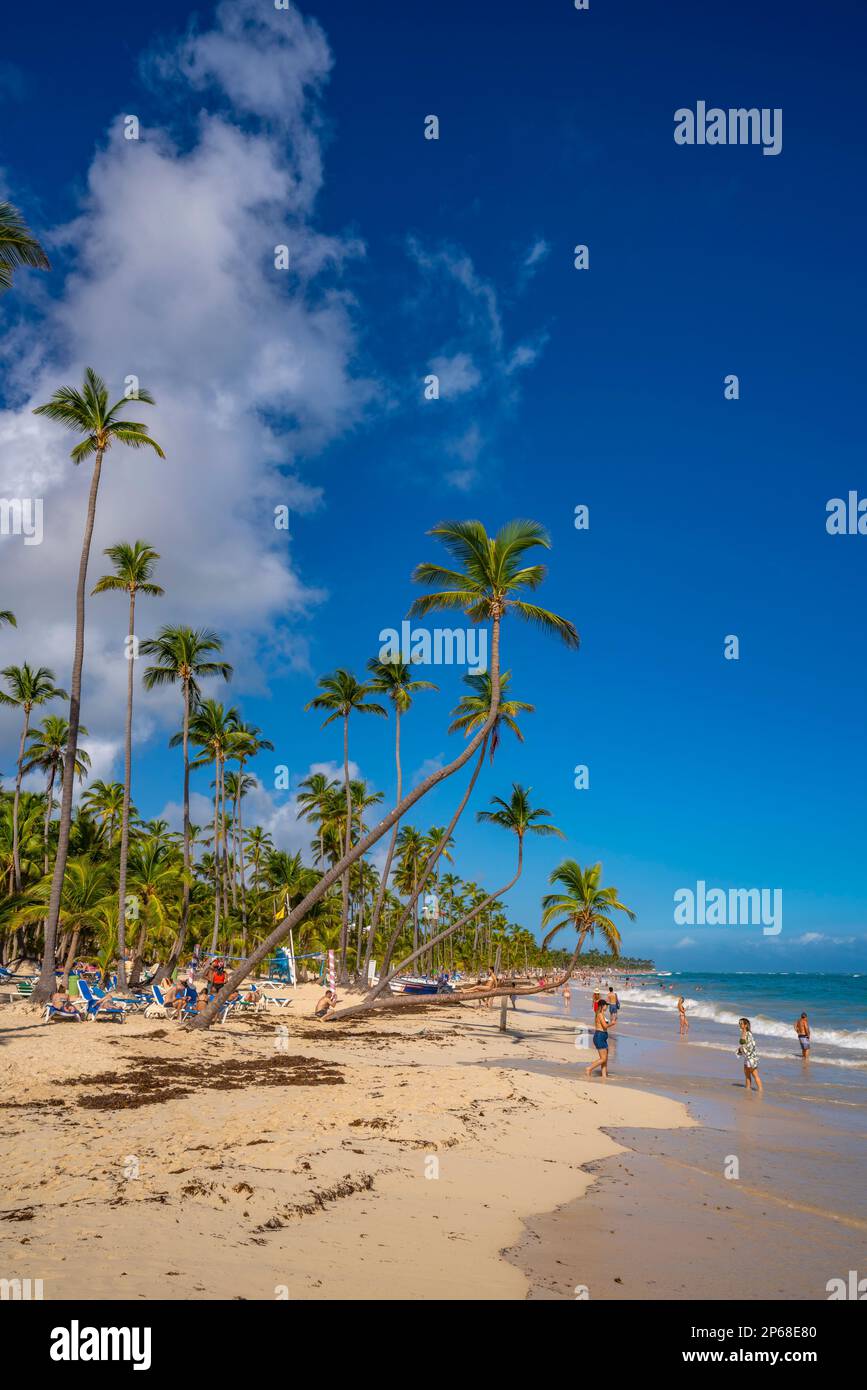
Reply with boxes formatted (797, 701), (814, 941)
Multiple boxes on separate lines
(586, 998), (612, 1079)
(607, 983), (620, 1021)
(677, 995), (689, 1035)
(795, 1012), (811, 1060)
(737, 1017), (763, 1091)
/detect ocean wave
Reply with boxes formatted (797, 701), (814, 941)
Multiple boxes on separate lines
(621, 987), (867, 1053)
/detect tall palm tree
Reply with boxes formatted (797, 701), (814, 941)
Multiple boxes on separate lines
(296, 772), (338, 867)
(194, 518), (577, 1028)
(305, 670), (386, 976)
(141, 627), (231, 977)
(373, 785), (562, 996)
(91, 540), (163, 988)
(0, 201), (50, 292)
(11, 858), (114, 987)
(448, 669), (534, 761)
(80, 781), (126, 847)
(0, 663), (68, 893)
(182, 699), (239, 951)
(362, 657), (437, 976)
(540, 861), (636, 974)
(22, 714), (91, 873)
(225, 722), (272, 938)
(31, 369), (164, 1002)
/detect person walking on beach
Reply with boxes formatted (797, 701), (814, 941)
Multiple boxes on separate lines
(737, 1017), (763, 1092)
(677, 995), (689, 1035)
(586, 999), (612, 1079)
(607, 983), (620, 1020)
(795, 1012), (811, 1060)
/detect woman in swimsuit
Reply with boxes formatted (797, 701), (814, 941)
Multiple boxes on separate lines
(586, 1001), (611, 1078)
(737, 1017), (763, 1091)
(677, 995), (689, 1035)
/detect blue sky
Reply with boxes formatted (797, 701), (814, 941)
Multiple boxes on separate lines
(1, 0), (865, 970)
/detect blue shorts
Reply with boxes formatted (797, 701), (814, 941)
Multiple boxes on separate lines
(593, 1030), (609, 1050)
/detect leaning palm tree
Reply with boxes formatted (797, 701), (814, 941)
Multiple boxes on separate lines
(305, 670), (386, 977)
(0, 201), (50, 292)
(91, 541), (163, 988)
(369, 785), (562, 1000)
(141, 626), (231, 978)
(22, 714), (90, 873)
(31, 369), (164, 1002)
(193, 518), (577, 1029)
(0, 663), (68, 893)
(362, 657), (437, 977)
(540, 860), (636, 974)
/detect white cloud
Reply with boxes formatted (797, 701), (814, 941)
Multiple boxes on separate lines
(674, 936), (696, 948)
(428, 352), (481, 399)
(0, 1), (374, 775)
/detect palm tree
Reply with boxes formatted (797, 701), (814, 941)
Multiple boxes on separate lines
(91, 540), (163, 989)
(540, 861), (636, 976)
(0, 201), (50, 292)
(182, 699), (239, 951)
(11, 857), (114, 988)
(224, 722), (272, 939)
(448, 669), (534, 761)
(372, 785), (562, 996)
(141, 627), (231, 977)
(0, 663), (68, 892)
(305, 670), (386, 976)
(80, 781), (126, 847)
(296, 772), (338, 867)
(31, 369), (164, 1002)
(194, 518), (576, 1028)
(362, 657), (437, 977)
(22, 714), (91, 873)
(0, 611), (16, 628)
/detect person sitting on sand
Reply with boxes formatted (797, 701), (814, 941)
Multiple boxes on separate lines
(50, 988), (82, 1020)
(737, 1017), (763, 1092)
(677, 995), (689, 1035)
(795, 1012), (811, 1060)
(314, 989), (337, 1020)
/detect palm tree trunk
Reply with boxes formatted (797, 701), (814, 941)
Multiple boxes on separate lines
(362, 708), (402, 977)
(191, 615), (503, 1029)
(11, 707), (31, 894)
(210, 762), (221, 953)
(339, 711), (351, 978)
(155, 679), (190, 985)
(34, 449), (104, 1004)
(42, 764), (56, 875)
(61, 927), (80, 991)
(115, 588), (136, 991)
(372, 838), (524, 999)
(378, 737), (488, 979)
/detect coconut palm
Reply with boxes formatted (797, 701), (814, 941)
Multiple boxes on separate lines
(91, 540), (163, 988)
(31, 369), (164, 1002)
(0, 611), (16, 628)
(362, 657), (437, 975)
(80, 781), (126, 847)
(372, 786), (562, 997)
(305, 670), (386, 976)
(296, 772), (338, 867)
(0, 663), (68, 893)
(141, 626), (231, 977)
(194, 518), (576, 1028)
(540, 861), (636, 972)
(448, 669), (534, 761)
(22, 715), (90, 873)
(224, 722), (273, 936)
(0, 201), (50, 292)
(181, 700), (239, 951)
(11, 857), (114, 988)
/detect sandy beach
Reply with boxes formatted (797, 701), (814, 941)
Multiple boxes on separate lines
(1, 985), (689, 1301)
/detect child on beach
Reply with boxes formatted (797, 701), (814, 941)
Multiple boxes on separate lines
(737, 1017), (763, 1091)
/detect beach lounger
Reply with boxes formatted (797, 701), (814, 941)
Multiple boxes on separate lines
(76, 979), (126, 1022)
(41, 1003), (84, 1022)
(91, 981), (148, 1012)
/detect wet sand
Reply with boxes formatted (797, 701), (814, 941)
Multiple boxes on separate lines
(507, 992), (867, 1300)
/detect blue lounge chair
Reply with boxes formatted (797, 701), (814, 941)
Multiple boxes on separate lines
(76, 979), (126, 1022)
